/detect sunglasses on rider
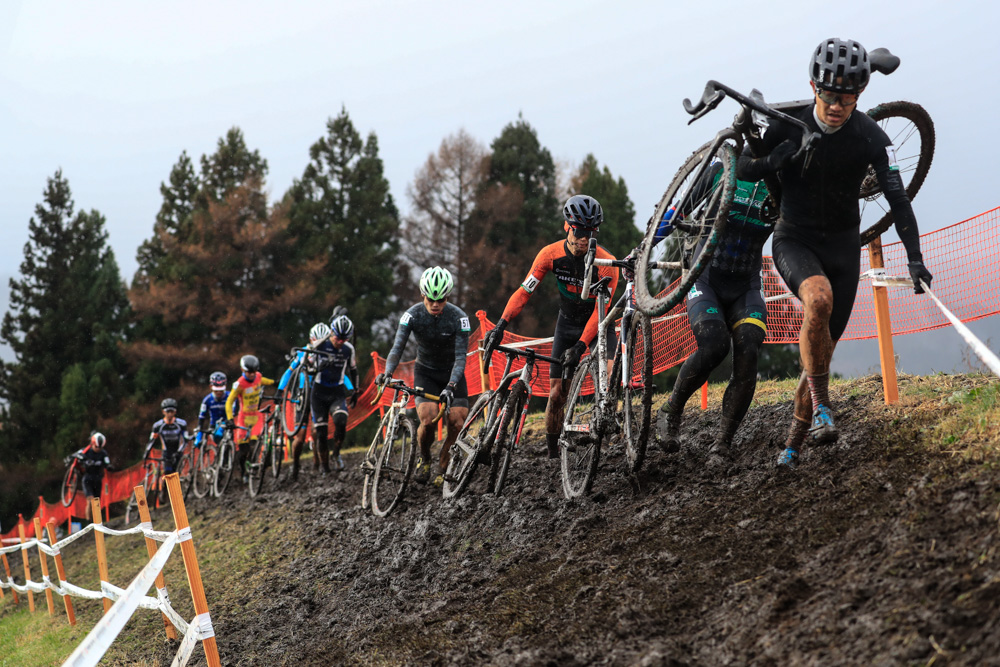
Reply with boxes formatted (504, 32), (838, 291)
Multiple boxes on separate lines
(815, 88), (859, 107)
(570, 226), (598, 239)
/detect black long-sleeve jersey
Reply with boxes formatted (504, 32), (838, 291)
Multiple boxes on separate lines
(737, 105), (923, 261)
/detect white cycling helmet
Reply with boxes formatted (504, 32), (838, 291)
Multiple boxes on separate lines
(309, 322), (331, 343)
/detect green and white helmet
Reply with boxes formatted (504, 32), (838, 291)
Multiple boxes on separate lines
(419, 266), (454, 300)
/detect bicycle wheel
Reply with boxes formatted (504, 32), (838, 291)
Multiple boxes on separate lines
(281, 366), (311, 437)
(247, 438), (268, 497)
(859, 101), (935, 245)
(560, 356), (602, 498)
(60, 463), (80, 507)
(269, 417), (285, 479)
(214, 432), (236, 497)
(178, 450), (195, 499)
(634, 139), (736, 317)
(443, 392), (497, 499)
(490, 382), (529, 496)
(372, 416), (416, 517)
(622, 310), (654, 474)
(192, 442), (216, 499)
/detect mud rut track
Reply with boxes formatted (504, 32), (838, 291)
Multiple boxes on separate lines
(165, 377), (999, 666)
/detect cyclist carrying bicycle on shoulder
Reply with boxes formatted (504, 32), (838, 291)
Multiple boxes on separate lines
(278, 322), (327, 479)
(483, 195), (619, 459)
(650, 169), (775, 463)
(736, 38), (932, 469)
(224, 355), (276, 482)
(196, 371), (229, 450)
(308, 315), (358, 474)
(376, 266), (470, 486)
(70, 432), (114, 521)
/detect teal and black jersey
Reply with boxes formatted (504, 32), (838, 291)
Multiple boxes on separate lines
(708, 177), (772, 280)
(384, 302), (471, 385)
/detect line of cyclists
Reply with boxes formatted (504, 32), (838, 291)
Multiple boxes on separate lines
(71, 37), (934, 508)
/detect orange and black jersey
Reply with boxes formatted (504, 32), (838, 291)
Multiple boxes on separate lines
(502, 240), (619, 345)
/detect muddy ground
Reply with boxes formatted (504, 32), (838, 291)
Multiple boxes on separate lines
(122, 375), (1000, 665)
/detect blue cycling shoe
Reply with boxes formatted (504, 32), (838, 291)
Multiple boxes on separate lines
(809, 405), (839, 445)
(776, 447), (799, 469)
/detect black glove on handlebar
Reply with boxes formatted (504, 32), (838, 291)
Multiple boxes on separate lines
(765, 139), (797, 172)
(348, 392), (359, 409)
(561, 340), (587, 373)
(438, 384), (455, 411)
(482, 319), (508, 360)
(908, 260), (933, 295)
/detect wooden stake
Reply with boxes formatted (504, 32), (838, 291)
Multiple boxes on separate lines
(868, 237), (899, 404)
(90, 497), (112, 613)
(17, 520), (35, 612)
(135, 485), (178, 640)
(31, 518), (55, 616)
(1, 549), (18, 604)
(44, 519), (75, 625)
(701, 382), (708, 410)
(164, 473), (222, 667)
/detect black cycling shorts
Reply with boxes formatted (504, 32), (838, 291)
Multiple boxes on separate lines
(83, 475), (102, 499)
(550, 311), (616, 379)
(311, 383), (348, 425)
(413, 364), (469, 408)
(686, 270), (767, 334)
(772, 227), (860, 342)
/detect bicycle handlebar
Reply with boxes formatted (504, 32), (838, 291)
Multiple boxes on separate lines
(682, 80), (821, 167)
(493, 343), (562, 366)
(371, 379), (449, 422)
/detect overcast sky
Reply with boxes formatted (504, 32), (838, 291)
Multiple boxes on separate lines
(1, 1), (997, 377)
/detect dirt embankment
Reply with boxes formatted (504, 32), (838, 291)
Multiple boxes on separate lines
(124, 375), (1000, 665)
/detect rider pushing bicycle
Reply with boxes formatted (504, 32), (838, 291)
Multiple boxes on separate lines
(144, 398), (190, 500)
(377, 266), (470, 486)
(483, 195), (619, 459)
(196, 371), (230, 450)
(737, 38), (932, 468)
(225, 355), (275, 481)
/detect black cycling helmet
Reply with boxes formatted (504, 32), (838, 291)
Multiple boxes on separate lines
(810, 38), (870, 94)
(240, 355), (259, 373)
(161, 398), (178, 411)
(563, 195), (603, 230)
(209, 371), (227, 389)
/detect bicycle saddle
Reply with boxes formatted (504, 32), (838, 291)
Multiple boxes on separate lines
(589, 275), (613, 298)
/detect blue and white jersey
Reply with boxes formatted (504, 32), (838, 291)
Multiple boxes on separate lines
(198, 392), (229, 429)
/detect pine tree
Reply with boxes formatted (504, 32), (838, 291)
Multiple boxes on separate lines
(0, 171), (129, 463)
(284, 107), (401, 356)
(463, 115), (561, 334)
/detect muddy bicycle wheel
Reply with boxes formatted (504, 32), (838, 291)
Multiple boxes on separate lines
(214, 432), (236, 497)
(634, 139), (736, 317)
(192, 442), (216, 499)
(444, 392), (496, 499)
(247, 437), (270, 497)
(281, 365), (311, 437)
(178, 449), (195, 500)
(490, 382), (529, 496)
(859, 101), (935, 246)
(622, 310), (654, 474)
(268, 417), (284, 479)
(560, 356), (602, 498)
(60, 463), (80, 507)
(372, 416), (416, 517)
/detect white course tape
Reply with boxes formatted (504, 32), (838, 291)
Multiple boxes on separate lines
(171, 618), (201, 667)
(61, 581), (106, 601)
(177, 526), (193, 543)
(921, 280), (1000, 376)
(62, 531), (178, 667)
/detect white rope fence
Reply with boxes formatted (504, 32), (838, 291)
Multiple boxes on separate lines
(0, 478), (221, 667)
